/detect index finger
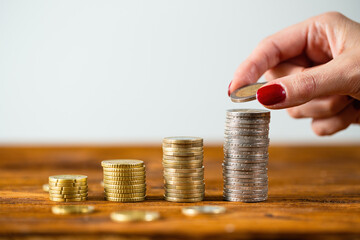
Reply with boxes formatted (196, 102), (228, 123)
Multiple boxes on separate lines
(229, 20), (308, 93)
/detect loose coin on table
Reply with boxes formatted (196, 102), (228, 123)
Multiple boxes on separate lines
(182, 206), (226, 216)
(230, 82), (266, 103)
(223, 109), (270, 203)
(52, 205), (95, 215)
(48, 175), (88, 202)
(110, 210), (160, 222)
(101, 159), (146, 202)
(163, 137), (205, 203)
(42, 184), (49, 192)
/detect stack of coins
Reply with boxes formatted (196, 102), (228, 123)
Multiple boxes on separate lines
(163, 137), (205, 202)
(49, 175), (88, 202)
(223, 109), (270, 202)
(102, 159), (146, 202)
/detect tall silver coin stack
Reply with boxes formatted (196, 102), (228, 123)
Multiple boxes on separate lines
(162, 137), (205, 203)
(223, 109), (270, 202)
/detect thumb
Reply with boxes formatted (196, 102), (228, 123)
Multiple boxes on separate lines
(256, 57), (356, 109)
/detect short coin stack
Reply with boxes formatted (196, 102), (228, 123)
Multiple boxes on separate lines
(163, 136), (205, 202)
(49, 175), (88, 202)
(223, 109), (270, 202)
(102, 159), (146, 202)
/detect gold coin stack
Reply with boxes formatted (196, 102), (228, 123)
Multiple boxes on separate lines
(163, 136), (205, 202)
(48, 175), (88, 202)
(101, 159), (146, 202)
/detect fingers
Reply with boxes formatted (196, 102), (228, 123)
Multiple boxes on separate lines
(311, 101), (360, 136)
(229, 20), (308, 93)
(287, 95), (353, 119)
(265, 63), (304, 82)
(256, 54), (360, 108)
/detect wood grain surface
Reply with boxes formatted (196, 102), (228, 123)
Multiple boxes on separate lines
(0, 145), (359, 240)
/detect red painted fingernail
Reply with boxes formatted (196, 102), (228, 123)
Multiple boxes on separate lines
(228, 81), (232, 97)
(256, 84), (286, 105)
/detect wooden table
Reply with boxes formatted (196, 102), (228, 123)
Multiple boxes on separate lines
(0, 145), (359, 239)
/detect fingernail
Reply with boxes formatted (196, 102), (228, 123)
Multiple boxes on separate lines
(354, 100), (360, 110)
(228, 81), (232, 97)
(256, 84), (286, 105)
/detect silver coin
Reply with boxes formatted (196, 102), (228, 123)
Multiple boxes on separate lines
(223, 173), (268, 179)
(224, 178), (268, 183)
(223, 162), (267, 168)
(226, 109), (270, 117)
(224, 185), (268, 190)
(223, 170), (267, 175)
(223, 196), (267, 202)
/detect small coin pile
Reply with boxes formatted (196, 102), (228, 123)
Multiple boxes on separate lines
(223, 109), (270, 202)
(102, 159), (146, 202)
(163, 137), (205, 202)
(48, 175), (88, 202)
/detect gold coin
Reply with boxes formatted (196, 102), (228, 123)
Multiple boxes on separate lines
(105, 188), (146, 194)
(163, 155), (203, 161)
(103, 179), (145, 185)
(163, 136), (203, 144)
(49, 193), (88, 198)
(52, 205), (95, 215)
(49, 175), (87, 183)
(165, 184), (205, 190)
(181, 206), (226, 216)
(162, 159), (203, 164)
(110, 210), (159, 222)
(103, 183), (146, 189)
(165, 192), (204, 198)
(49, 182), (88, 187)
(162, 147), (203, 153)
(102, 166), (145, 172)
(49, 197), (87, 202)
(162, 164), (203, 169)
(103, 175), (145, 181)
(101, 159), (144, 168)
(42, 184), (49, 192)
(164, 180), (204, 185)
(164, 167), (204, 173)
(164, 196), (203, 202)
(105, 196), (145, 202)
(103, 172), (146, 178)
(163, 176), (204, 182)
(49, 186), (88, 191)
(103, 170), (145, 176)
(104, 192), (146, 198)
(163, 151), (203, 157)
(162, 142), (203, 148)
(163, 172), (203, 177)
(49, 189), (88, 195)
(165, 188), (204, 194)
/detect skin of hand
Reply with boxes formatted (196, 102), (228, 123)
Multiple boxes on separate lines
(228, 12), (360, 136)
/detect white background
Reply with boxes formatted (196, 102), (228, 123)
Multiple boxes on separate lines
(0, 0), (359, 144)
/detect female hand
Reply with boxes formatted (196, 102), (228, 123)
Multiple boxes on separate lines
(228, 12), (360, 136)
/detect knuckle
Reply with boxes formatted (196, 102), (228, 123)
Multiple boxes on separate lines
(293, 72), (317, 102)
(319, 11), (345, 21)
(326, 98), (341, 115)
